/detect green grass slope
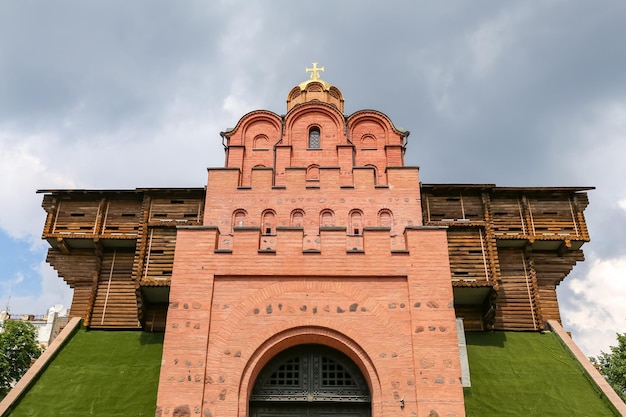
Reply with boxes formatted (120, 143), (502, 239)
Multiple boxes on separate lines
(7, 328), (618, 416)
(7, 328), (163, 417)
(464, 331), (619, 417)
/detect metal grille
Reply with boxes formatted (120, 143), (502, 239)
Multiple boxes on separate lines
(321, 357), (355, 386)
(309, 129), (320, 148)
(268, 357), (300, 386)
(250, 344), (370, 403)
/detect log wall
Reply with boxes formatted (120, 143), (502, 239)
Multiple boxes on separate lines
(422, 186), (591, 331)
(41, 189), (205, 330)
(40, 185), (590, 332)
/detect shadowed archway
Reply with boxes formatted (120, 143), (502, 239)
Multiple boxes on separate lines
(249, 344), (371, 417)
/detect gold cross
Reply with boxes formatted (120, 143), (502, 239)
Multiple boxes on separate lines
(306, 62), (324, 80)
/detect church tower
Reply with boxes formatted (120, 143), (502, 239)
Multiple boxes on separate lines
(155, 65), (466, 417)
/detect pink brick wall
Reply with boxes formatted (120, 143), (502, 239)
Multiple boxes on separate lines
(156, 226), (465, 417)
(156, 91), (465, 417)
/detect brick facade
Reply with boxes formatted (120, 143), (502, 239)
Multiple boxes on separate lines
(155, 75), (466, 416)
(38, 69), (592, 416)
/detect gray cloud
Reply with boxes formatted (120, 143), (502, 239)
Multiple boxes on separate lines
(1, 0), (625, 355)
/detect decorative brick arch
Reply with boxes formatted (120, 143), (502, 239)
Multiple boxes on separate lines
(232, 209), (248, 229)
(320, 209), (335, 227)
(284, 103), (345, 147)
(306, 164), (320, 181)
(261, 209), (276, 235)
(253, 134), (269, 149)
(347, 110), (401, 144)
(290, 209), (305, 227)
(224, 110), (282, 146)
(378, 209), (394, 228)
(361, 134), (377, 149)
(238, 326), (382, 417)
(349, 209), (364, 235)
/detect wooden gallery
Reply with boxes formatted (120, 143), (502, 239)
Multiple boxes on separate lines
(38, 68), (592, 417)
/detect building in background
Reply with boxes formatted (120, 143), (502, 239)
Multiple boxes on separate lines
(0, 305), (69, 349)
(38, 66), (592, 417)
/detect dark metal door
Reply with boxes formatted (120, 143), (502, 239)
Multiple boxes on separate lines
(249, 345), (371, 417)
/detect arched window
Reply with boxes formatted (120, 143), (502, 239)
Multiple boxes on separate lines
(291, 209), (305, 227)
(320, 209), (334, 227)
(262, 210), (276, 235)
(308, 126), (321, 149)
(349, 210), (363, 235)
(250, 344), (371, 417)
(306, 164), (320, 181)
(378, 209), (393, 228)
(233, 209), (247, 229)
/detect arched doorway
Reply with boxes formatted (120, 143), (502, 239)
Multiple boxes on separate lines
(249, 344), (371, 417)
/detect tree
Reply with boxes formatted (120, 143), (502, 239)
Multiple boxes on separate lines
(591, 332), (626, 402)
(0, 320), (42, 399)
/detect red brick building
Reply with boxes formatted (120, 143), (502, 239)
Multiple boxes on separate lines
(40, 65), (591, 417)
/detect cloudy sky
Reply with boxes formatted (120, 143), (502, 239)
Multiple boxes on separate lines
(1, 1), (625, 357)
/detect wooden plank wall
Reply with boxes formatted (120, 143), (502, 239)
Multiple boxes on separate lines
(141, 228), (177, 283)
(42, 190), (205, 330)
(102, 199), (142, 235)
(455, 306), (485, 331)
(447, 228), (492, 283)
(149, 198), (202, 223)
(143, 303), (168, 332)
(532, 250), (584, 323)
(425, 194), (485, 222)
(490, 197), (526, 236)
(422, 188), (590, 331)
(52, 199), (102, 234)
(45, 248), (101, 320)
(527, 197), (579, 238)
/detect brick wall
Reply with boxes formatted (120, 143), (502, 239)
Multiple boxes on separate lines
(156, 86), (465, 417)
(156, 226), (465, 417)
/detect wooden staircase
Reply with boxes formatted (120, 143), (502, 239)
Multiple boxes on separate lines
(90, 250), (141, 329)
(494, 248), (539, 330)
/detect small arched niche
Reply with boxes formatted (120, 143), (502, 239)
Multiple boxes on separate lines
(253, 134), (270, 149)
(306, 165), (320, 181)
(349, 209), (364, 235)
(320, 209), (335, 227)
(291, 209), (305, 228)
(378, 209), (393, 228)
(233, 209), (247, 229)
(261, 210), (276, 235)
(361, 135), (377, 149)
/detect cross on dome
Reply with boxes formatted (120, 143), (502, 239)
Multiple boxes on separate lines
(289, 62), (343, 112)
(306, 62), (324, 80)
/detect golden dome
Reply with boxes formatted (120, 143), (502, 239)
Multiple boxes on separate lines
(287, 63), (344, 112)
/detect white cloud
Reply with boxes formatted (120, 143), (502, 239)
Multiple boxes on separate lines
(0, 0), (625, 362)
(4, 261), (72, 315)
(561, 254), (626, 356)
(0, 132), (77, 243)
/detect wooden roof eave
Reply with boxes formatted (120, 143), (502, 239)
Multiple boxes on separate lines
(421, 184), (595, 193)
